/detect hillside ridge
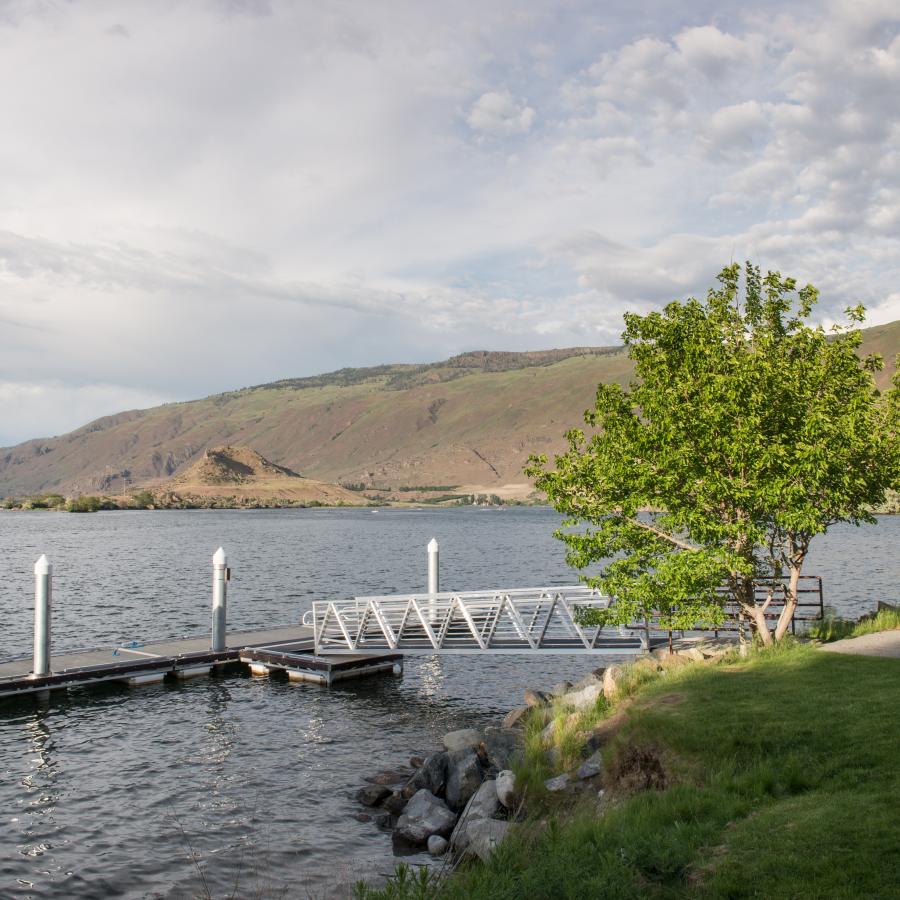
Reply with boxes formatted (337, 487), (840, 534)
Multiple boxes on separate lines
(1, 321), (897, 499)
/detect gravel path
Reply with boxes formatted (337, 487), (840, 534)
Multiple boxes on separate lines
(819, 630), (900, 658)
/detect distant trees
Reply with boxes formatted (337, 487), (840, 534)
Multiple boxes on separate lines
(528, 263), (900, 643)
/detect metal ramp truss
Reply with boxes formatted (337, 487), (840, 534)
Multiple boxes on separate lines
(312, 586), (650, 655)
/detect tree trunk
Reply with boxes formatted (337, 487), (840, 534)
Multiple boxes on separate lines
(774, 563), (802, 641)
(736, 575), (773, 645)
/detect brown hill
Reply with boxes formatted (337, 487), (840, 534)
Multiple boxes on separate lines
(0, 321), (897, 500)
(156, 446), (364, 506)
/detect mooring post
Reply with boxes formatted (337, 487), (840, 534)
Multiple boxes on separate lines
(33, 555), (52, 677)
(427, 537), (439, 622)
(212, 547), (228, 652)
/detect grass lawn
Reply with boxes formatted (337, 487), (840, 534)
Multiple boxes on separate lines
(361, 644), (900, 899)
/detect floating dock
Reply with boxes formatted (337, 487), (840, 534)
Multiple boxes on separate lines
(0, 624), (402, 700)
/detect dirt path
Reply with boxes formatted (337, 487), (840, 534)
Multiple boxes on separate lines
(818, 630), (900, 659)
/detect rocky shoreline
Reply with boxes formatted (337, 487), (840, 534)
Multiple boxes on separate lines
(350, 637), (739, 873)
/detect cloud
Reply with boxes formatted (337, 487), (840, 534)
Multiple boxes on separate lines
(466, 90), (535, 136)
(0, 0), (898, 445)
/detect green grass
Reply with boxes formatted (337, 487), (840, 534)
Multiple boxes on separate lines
(360, 644), (900, 899)
(806, 606), (900, 642)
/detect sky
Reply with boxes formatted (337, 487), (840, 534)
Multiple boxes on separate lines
(1, 0), (899, 446)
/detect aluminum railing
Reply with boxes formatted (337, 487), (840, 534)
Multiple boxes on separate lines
(311, 586), (651, 655)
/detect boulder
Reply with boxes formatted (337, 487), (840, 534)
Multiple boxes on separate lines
(571, 669), (604, 691)
(583, 710), (627, 753)
(550, 680), (573, 697)
(467, 819), (510, 861)
(540, 719), (557, 745)
(563, 682), (604, 711)
(401, 751), (448, 799)
(481, 726), (522, 769)
(373, 812), (393, 829)
(354, 812), (372, 823)
(394, 790), (458, 845)
(427, 834), (449, 856)
(544, 773), (570, 792)
(502, 706), (529, 729)
(466, 778), (501, 821)
(382, 791), (407, 815)
(495, 770), (518, 810)
(355, 784), (391, 807)
(410, 756), (425, 768)
(442, 728), (485, 753)
(524, 688), (550, 707)
(602, 665), (622, 700)
(445, 748), (484, 811)
(365, 769), (409, 786)
(577, 750), (604, 780)
(449, 781), (501, 854)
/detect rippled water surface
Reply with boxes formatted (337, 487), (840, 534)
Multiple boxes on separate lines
(1, 508), (897, 898)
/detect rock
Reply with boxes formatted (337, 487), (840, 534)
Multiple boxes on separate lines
(467, 819), (510, 861)
(448, 781), (501, 854)
(540, 719), (557, 745)
(584, 710), (627, 753)
(427, 834), (449, 856)
(365, 769), (409, 786)
(495, 770), (517, 809)
(679, 647), (706, 662)
(466, 778), (501, 821)
(382, 791), (407, 815)
(355, 784), (392, 807)
(524, 688), (550, 707)
(401, 751), (448, 799)
(410, 756), (425, 769)
(445, 748), (484, 811)
(502, 706), (529, 729)
(481, 726), (522, 769)
(877, 601), (898, 613)
(374, 812), (393, 829)
(577, 750), (604, 780)
(602, 665), (621, 700)
(394, 790), (458, 845)
(442, 728), (485, 753)
(550, 680), (573, 697)
(563, 682), (603, 711)
(544, 773), (570, 792)
(354, 812), (373, 823)
(571, 669), (604, 691)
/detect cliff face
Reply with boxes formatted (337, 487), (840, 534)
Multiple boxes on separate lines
(0, 321), (897, 499)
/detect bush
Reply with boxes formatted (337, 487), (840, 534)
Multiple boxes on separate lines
(67, 495), (102, 513)
(130, 490), (155, 509)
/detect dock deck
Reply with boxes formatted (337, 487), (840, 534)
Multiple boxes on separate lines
(0, 624), (402, 699)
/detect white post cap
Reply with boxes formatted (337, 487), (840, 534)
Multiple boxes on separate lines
(213, 547), (227, 566)
(34, 554), (52, 575)
(427, 538), (439, 552)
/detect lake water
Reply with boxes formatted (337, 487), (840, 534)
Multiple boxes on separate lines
(1, 508), (897, 898)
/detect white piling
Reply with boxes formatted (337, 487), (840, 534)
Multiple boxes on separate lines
(212, 547), (228, 652)
(33, 555), (52, 677)
(427, 538), (439, 594)
(427, 537), (439, 622)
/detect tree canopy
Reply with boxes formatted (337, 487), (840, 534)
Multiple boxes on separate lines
(528, 263), (900, 643)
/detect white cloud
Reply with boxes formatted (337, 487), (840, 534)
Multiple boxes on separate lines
(0, 0), (898, 445)
(466, 90), (535, 136)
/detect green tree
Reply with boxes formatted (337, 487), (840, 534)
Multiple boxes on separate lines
(528, 263), (900, 644)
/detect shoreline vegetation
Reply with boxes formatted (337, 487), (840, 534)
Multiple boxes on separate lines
(0, 490), (539, 512)
(1, 488), (897, 514)
(356, 610), (900, 900)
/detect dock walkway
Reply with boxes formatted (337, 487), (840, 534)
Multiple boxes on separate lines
(0, 624), (401, 699)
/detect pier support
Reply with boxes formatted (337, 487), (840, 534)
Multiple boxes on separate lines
(175, 665), (211, 679)
(427, 537), (439, 621)
(32, 555), (52, 677)
(212, 547), (228, 652)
